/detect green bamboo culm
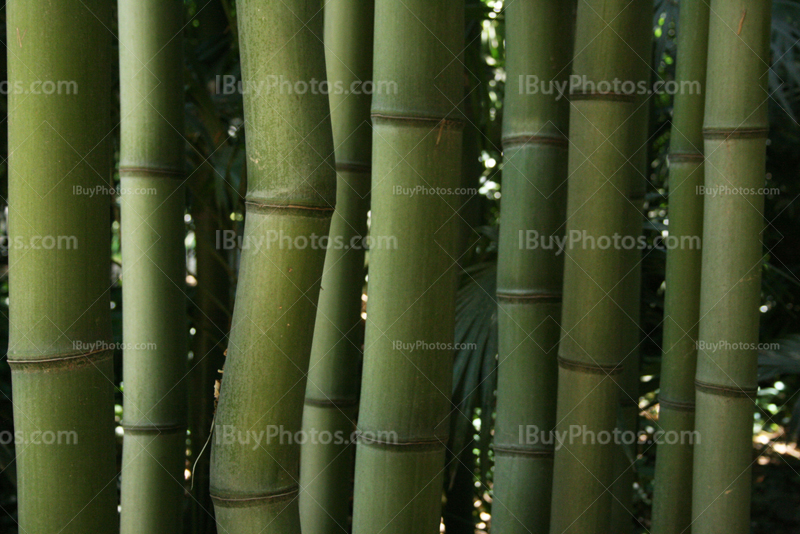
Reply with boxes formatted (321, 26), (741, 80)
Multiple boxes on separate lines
(492, 1), (572, 533)
(650, 2), (709, 533)
(350, 0), (463, 532)
(609, 6), (652, 532)
(298, 0), (373, 531)
(548, 2), (651, 533)
(118, 1), (187, 532)
(208, 0), (335, 532)
(6, 1), (117, 533)
(692, 2), (771, 533)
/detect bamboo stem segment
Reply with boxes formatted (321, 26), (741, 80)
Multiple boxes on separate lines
(651, 2), (709, 533)
(7, 1), (117, 532)
(492, 2), (572, 533)
(350, 1), (463, 532)
(298, 0), (374, 532)
(692, 1), (771, 533)
(118, 2), (188, 532)
(208, 1), (336, 532)
(549, 3), (651, 533)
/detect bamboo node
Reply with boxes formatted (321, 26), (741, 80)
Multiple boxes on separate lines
(658, 396), (696, 412)
(119, 166), (184, 179)
(694, 379), (757, 399)
(556, 356), (624, 376)
(702, 128), (769, 140)
(501, 135), (568, 149)
(210, 486), (299, 508)
(8, 347), (113, 371)
(371, 113), (465, 130)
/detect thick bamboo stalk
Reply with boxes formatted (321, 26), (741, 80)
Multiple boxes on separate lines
(651, 2), (709, 533)
(692, 2), (771, 533)
(610, 8), (652, 532)
(350, 1), (463, 532)
(6, 1), (117, 533)
(492, 1), (572, 533)
(208, 1), (336, 532)
(298, 0), (373, 532)
(118, 2), (187, 532)
(549, 3), (651, 533)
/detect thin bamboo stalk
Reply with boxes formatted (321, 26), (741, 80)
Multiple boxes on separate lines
(492, 1), (572, 533)
(651, 2), (709, 533)
(6, 1), (117, 532)
(610, 9), (652, 532)
(298, 0), (373, 532)
(208, 0), (336, 532)
(549, 2), (651, 533)
(118, 2), (187, 532)
(692, 2), (771, 533)
(350, 1), (463, 532)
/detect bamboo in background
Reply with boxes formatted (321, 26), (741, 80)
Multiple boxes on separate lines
(298, 0), (373, 532)
(208, 0), (336, 531)
(492, 1), (572, 533)
(350, 1), (464, 532)
(118, 2), (188, 532)
(609, 5), (652, 532)
(692, 1), (771, 533)
(6, 1), (117, 532)
(651, 2), (709, 533)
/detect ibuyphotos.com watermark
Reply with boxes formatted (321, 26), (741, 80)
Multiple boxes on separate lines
(73, 341), (157, 352)
(392, 185), (478, 197)
(1, 80), (78, 95)
(216, 230), (397, 252)
(0, 235), (78, 255)
(0, 430), (78, 445)
(216, 75), (398, 96)
(696, 185), (780, 197)
(696, 341), (780, 352)
(518, 75), (701, 100)
(214, 425), (398, 450)
(392, 340), (477, 352)
(518, 230), (701, 254)
(519, 425), (699, 450)
(74, 185), (158, 197)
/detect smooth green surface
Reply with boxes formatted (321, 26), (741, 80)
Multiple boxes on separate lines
(118, 2), (187, 532)
(651, 1), (709, 532)
(209, 1), (335, 532)
(351, 1), (463, 531)
(610, 4), (652, 531)
(7, 1), (117, 532)
(493, 1), (571, 533)
(299, 1), (373, 531)
(550, 2), (651, 533)
(692, 2), (771, 532)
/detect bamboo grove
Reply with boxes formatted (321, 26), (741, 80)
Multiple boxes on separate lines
(2, 0), (790, 533)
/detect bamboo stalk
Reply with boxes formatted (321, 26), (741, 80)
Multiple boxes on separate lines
(692, 2), (771, 533)
(208, 0), (336, 532)
(651, 2), (709, 533)
(492, 1), (572, 533)
(610, 8), (652, 532)
(549, 3), (651, 533)
(350, 1), (463, 532)
(298, 0), (373, 532)
(118, 2), (187, 532)
(6, 1), (117, 532)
